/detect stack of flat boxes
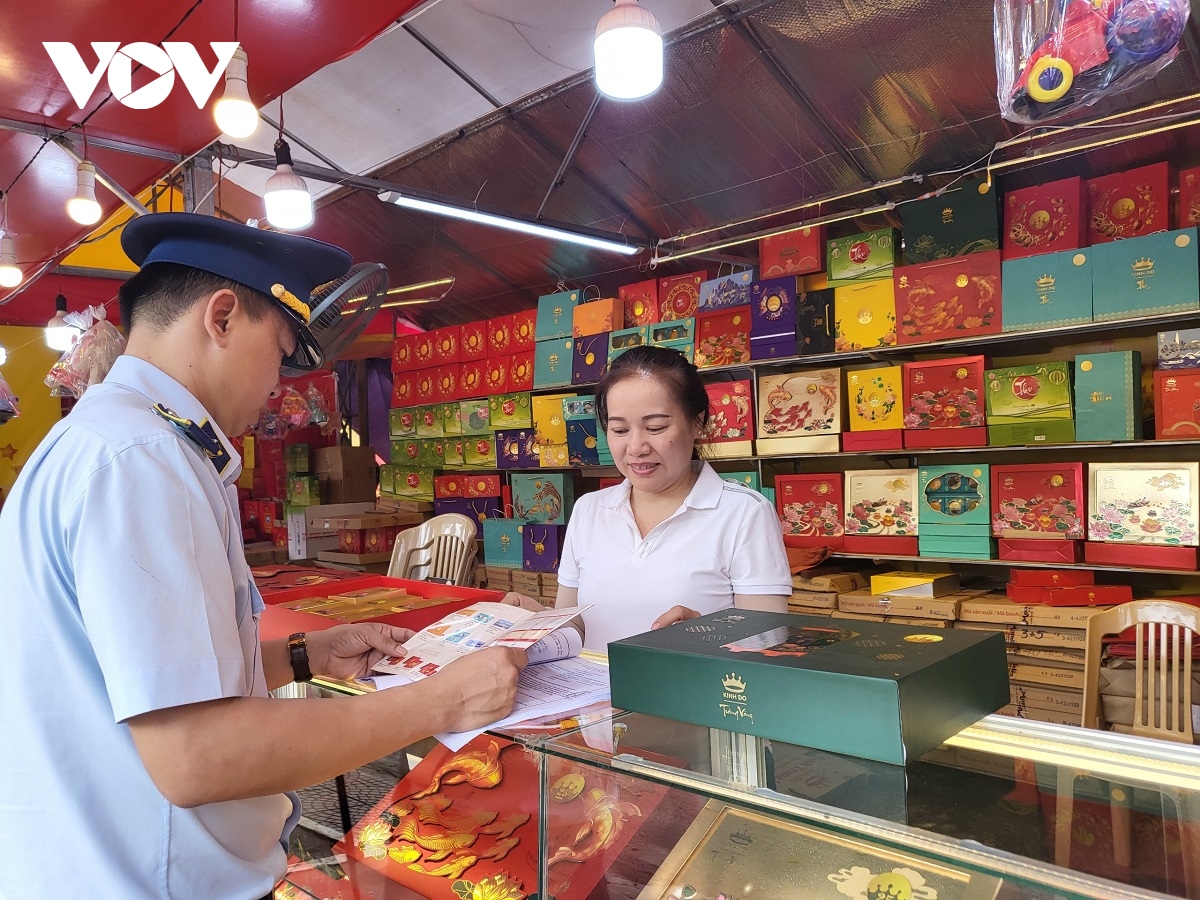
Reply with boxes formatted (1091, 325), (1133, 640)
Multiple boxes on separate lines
(951, 576), (1119, 727)
(787, 571), (865, 617)
(832, 571), (964, 630)
(917, 464), (995, 559)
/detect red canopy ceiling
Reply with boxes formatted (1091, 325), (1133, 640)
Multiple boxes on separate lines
(0, 0), (417, 310)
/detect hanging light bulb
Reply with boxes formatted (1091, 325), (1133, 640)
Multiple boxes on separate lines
(594, 0), (664, 100)
(264, 138), (313, 229)
(0, 236), (20, 289)
(45, 294), (81, 352)
(67, 160), (103, 226)
(213, 48), (259, 139)
(0, 344), (7, 366)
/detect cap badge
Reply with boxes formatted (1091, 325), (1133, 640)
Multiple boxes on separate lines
(271, 283), (311, 323)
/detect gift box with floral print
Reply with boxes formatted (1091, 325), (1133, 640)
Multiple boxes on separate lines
(696, 380), (755, 458)
(843, 468), (919, 556)
(1086, 462), (1200, 570)
(695, 306), (751, 368)
(775, 473), (844, 550)
(1088, 462), (1199, 547)
(990, 463), (1084, 563)
(755, 369), (842, 455)
(844, 365), (904, 451)
(901, 356), (986, 449)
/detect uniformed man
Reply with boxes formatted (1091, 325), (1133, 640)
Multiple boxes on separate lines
(0, 213), (525, 899)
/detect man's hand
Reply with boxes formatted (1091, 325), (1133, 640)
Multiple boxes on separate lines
(499, 591), (544, 612)
(306, 624), (414, 680)
(651, 605), (701, 630)
(426, 647), (527, 733)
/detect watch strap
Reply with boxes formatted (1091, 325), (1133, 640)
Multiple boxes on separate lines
(287, 632), (313, 682)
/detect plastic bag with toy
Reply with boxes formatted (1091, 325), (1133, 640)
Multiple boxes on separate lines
(995, 0), (1189, 124)
(45, 305), (126, 398)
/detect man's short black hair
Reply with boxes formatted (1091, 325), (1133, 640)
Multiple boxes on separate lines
(118, 263), (276, 334)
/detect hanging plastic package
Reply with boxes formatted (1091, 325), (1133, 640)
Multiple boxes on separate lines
(995, 0), (1190, 124)
(0, 371), (20, 424)
(45, 305), (127, 399)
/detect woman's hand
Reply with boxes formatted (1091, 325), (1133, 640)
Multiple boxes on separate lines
(305, 624), (414, 680)
(651, 606), (701, 630)
(499, 591), (545, 612)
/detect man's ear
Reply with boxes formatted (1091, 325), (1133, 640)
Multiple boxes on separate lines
(201, 289), (240, 348)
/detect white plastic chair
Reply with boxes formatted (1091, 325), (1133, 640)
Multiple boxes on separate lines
(387, 513), (478, 586)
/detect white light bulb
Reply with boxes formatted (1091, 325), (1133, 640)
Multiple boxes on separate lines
(214, 48), (259, 139)
(0, 237), (21, 288)
(594, 0), (664, 101)
(265, 139), (313, 229)
(0, 345), (7, 366)
(67, 161), (103, 226)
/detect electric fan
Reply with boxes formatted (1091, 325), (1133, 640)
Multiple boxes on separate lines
(281, 261), (389, 376)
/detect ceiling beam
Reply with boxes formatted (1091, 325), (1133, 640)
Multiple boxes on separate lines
(708, 1), (875, 187)
(403, 22), (659, 241)
(0, 116), (181, 163)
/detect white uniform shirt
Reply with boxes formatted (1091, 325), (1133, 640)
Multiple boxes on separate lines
(557, 461), (792, 651)
(0, 356), (296, 899)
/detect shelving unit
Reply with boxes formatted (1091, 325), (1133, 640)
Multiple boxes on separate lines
(405, 281), (1200, 582)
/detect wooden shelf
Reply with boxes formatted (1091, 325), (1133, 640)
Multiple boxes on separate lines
(831, 551), (1200, 578)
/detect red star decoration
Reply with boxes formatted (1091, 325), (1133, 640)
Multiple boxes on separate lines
(0, 444), (16, 461)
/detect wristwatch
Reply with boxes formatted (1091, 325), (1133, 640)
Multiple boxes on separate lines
(287, 632), (313, 683)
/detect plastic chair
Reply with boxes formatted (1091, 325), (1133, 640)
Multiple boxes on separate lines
(1052, 600), (1200, 895)
(387, 513), (477, 586)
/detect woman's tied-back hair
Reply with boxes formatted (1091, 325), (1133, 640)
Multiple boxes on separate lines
(596, 346), (709, 458)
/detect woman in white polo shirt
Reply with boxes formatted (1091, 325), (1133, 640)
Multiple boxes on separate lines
(510, 346), (792, 652)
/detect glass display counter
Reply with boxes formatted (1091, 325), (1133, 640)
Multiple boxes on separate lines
(280, 674), (1199, 899)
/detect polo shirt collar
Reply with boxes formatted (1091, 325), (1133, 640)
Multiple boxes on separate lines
(104, 356), (242, 486)
(600, 461), (723, 510)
